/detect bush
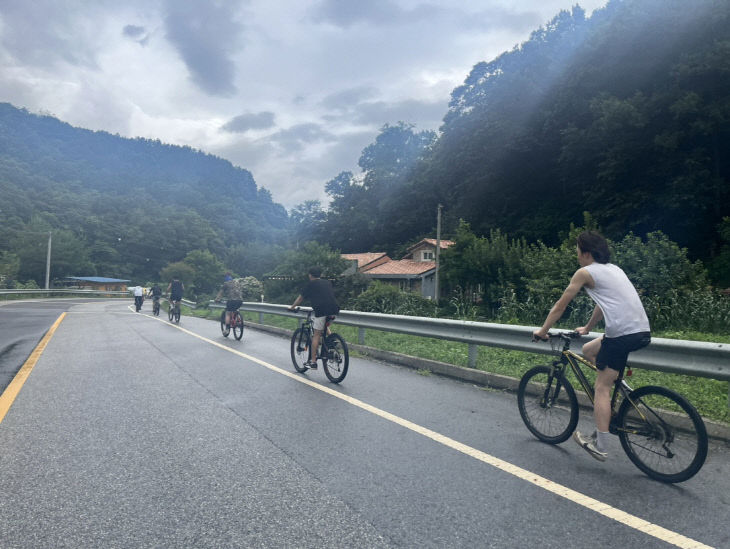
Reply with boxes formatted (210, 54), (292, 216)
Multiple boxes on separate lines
(351, 282), (438, 317)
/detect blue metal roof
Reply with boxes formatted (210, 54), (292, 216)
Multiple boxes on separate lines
(66, 277), (131, 283)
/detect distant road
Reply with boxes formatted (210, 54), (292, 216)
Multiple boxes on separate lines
(0, 300), (728, 548)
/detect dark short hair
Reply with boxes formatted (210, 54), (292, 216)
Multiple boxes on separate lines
(308, 267), (322, 278)
(577, 231), (610, 264)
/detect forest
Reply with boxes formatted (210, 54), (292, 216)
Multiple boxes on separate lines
(0, 0), (728, 328)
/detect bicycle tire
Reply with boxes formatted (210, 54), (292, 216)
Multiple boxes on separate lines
(168, 305), (174, 321)
(232, 311), (244, 340)
(174, 305), (180, 324)
(617, 385), (708, 483)
(517, 365), (579, 444)
(220, 310), (230, 337)
(322, 333), (349, 384)
(153, 302), (160, 316)
(290, 328), (310, 373)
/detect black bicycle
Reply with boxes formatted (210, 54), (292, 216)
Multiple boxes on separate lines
(168, 298), (181, 324)
(152, 296), (160, 316)
(290, 308), (349, 383)
(220, 307), (244, 340)
(517, 332), (708, 483)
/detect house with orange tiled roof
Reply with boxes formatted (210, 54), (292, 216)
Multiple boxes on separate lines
(342, 239), (454, 299)
(341, 252), (391, 275)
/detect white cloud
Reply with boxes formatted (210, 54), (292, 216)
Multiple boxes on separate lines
(0, 0), (610, 209)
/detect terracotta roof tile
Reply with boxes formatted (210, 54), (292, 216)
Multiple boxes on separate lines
(342, 252), (389, 270)
(364, 259), (435, 275)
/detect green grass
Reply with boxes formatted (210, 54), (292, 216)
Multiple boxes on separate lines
(190, 307), (730, 425)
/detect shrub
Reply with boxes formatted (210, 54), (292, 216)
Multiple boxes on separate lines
(351, 282), (438, 317)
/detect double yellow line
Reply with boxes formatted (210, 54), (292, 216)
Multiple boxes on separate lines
(0, 313), (66, 424)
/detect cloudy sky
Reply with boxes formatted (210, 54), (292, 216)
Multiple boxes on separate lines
(0, 0), (607, 209)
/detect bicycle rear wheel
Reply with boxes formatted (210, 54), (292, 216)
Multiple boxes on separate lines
(232, 311), (244, 340)
(290, 328), (310, 373)
(517, 365), (578, 444)
(153, 301), (160, 316)
(220, 310), (230, 337)
(322, 333), (349, 384)
(168, 305), (174, 321)
(617, 385), (708, 483)
(174, 305), (180, 324)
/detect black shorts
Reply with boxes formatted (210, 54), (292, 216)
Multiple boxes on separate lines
(226, 299), (242, 311)
(596, 332), (651, 373)
(170, 294), (182, 302)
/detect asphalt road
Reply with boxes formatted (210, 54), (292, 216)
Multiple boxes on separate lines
(0, 300), (728, 548)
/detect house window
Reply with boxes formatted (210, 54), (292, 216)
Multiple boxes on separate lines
(422, 251), (434, 260)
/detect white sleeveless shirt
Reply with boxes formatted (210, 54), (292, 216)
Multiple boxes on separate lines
(583, 263), (650, 338)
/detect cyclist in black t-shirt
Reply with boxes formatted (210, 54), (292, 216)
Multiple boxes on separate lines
(288, 267), (339, 369)
(166, 278), (184, 308)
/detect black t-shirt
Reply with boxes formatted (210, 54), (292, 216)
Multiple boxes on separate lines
(170, 280), (183, 298)
(150, 285), (162, 297)
(302, 278), (339, 317)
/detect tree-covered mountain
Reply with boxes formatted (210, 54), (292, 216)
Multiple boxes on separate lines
(0, 103), (289, 284)
(312, 0), (730, 278)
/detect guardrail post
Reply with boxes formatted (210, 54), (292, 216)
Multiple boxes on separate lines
(259, 312), (264, 324)
(358, 327), (366, 345)
(468, 344), (478, 369)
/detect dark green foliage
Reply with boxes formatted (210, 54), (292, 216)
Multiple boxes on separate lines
(0, 103), (289, 285)
(350, 282), (438, 317)
(316, 0), (730, 285)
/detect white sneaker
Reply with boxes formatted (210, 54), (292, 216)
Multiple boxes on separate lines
(573, 430), (607, 462)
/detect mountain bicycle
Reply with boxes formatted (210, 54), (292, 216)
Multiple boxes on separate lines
(290, 308), (349, 383)
(152, 296), (160, 316)
(220, 306), (244, 340)
(168, 298), (181, 324)
(517, 331), (708, 483)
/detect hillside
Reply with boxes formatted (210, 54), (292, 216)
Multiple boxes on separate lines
(316, 0), (730, 274)
(0, 103), (289, 283)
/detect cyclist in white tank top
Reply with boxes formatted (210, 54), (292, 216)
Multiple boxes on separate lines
(533, 231), (651, 462)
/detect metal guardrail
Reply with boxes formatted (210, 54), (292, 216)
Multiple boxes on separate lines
(219, 302), (730, 383)
(0, 289), (129, 296)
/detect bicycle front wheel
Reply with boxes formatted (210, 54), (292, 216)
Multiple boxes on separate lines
(232, 312), (244, 340)
(617, 385), (708, 483)
(517, 365), (578, 444)
(290, 328), (310, 373)
(220, 310), (230, 337)
(322, 333), (349, 384)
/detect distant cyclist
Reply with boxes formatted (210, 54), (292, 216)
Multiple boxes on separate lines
(215, 273), (243, 327)
(533, 231), (651, 462)
(149, 283), (162, 308)
(133, 285), (144, 312)
(288, 267), (339, 369)
(166, 277), (184, 308)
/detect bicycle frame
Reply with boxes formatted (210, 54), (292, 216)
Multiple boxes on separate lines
(549, 335), (649, 436)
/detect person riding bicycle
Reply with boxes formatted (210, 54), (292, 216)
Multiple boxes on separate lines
(133, 285), (144, 312)
(288, 267), (340, 369)
(533, 231), (651, 462)
(149, 283), (162, 307)
(166, 278), (184, 308)
(215, 273), (243, 327)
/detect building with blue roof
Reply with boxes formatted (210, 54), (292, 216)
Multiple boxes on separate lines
(66, 277), (131, 291)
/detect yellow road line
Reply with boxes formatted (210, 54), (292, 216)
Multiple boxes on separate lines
(150, 314), (713, 549)
(0, 312), (66, 424)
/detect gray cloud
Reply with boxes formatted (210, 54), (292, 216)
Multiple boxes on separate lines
(163, 0), (245, 96)
(0, 1), (99, 68)
(310, 0), (439, 27)
(221, 111), (276, 133)
(352, 99), (448, 128)
(122, 24), (150, 46)
(320, 86), (379, 111)
(269, 123), (337, 152)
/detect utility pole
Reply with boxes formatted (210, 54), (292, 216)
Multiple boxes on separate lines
(45, 231), (52, 289)
(435, 204), (443, 304)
